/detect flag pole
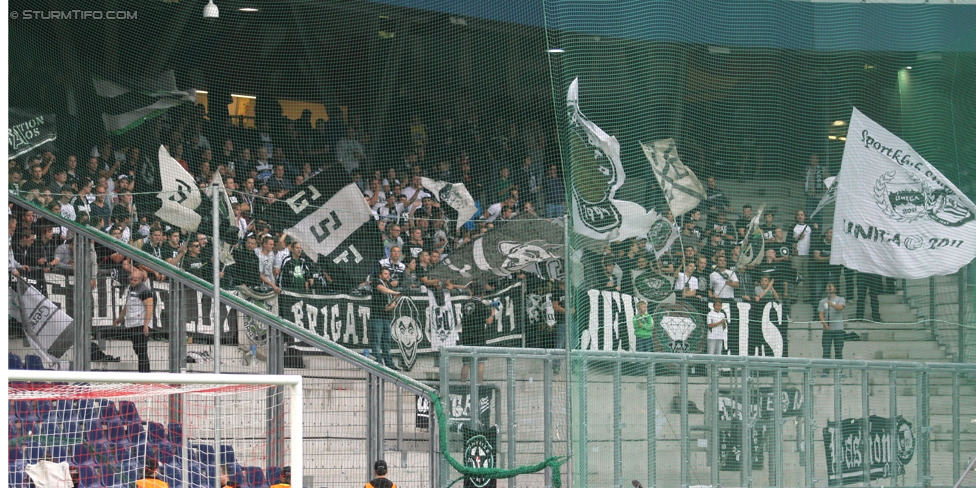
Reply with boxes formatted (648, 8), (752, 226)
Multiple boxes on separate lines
(212, 181), (223, 488)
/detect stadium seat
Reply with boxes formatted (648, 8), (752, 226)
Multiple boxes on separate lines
(24, 354), (44, 370)
(167, 423), (183, 445)
(219, 444), (236, 465)
(9, 445), (23, 465)
(193, 443), (216, 465)
(40, 420), (62, 437)
(63, 418), (81, 440)
(78, 399), (99, 421)
(73, 443), (97, 466)
(9, 353), (23, 370)
(99, 466), (119, 488)
(49, 445), (70, 463)
(23, 440), (45, 463)
(8, 470), (25, 488)
(266, 466), (282, 485)
(147, 421), (166, 443)
(118, 401), (141, 424)
(13, 400), (39, 422)
(100, 401), (119, 422)
(8, 422), (20, 439)
(158, 463), (183, 488)
(86, 422), (108, 444)
(78, 465), (103, 488)
(245, 466), (269, 488)
(35, 399), (53, 420)
(92, 442), (117, 466)
(107, 421), (131, 449)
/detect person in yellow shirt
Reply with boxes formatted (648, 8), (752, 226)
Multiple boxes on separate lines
(365, 460), (397, 488)
(135, 459), (169, 488)
(270, 466), (291, 488)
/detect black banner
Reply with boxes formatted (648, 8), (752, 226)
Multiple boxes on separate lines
(714, 387), (803, 471)
(823, 416), (915, 485)
(281, 282), (524, 370)
(9, 108), (57, 159)
(416, 384), (493, 429)
(462, 424), (498, 488)
(577, 290), (787, 357)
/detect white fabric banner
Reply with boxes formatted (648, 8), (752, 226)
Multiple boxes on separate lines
(567, 78), (656, 241)
(420, 177), (478, 230)
(641, 138), (705, 217)
(831, 108), (976, 279)
(284, 183), (373, 262)
(155, 144), (202, 231)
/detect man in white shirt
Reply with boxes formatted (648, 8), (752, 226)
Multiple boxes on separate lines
(706, 299), (728, 355)
(400, 175), (430, 215)
(792, 209), (814, 302)
(709, 256), (739, 300)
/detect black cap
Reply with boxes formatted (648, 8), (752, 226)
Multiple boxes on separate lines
(146, 458), (159, 470)
(282, 466), (291, 475)
(374, 460), (388, 473)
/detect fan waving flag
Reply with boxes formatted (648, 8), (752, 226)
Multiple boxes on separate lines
(420, 177), (478, 230)
(155, 145), (202, 231)
(641, 138), (706, 218)
(281, 176), (383, 283)
(736, 203), (766, 269)
(93, 71), (194, 135)
(567, 78), (656, 241)
(831, 108), (976, 279)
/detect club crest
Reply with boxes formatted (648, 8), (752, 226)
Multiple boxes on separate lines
(874, 170), (973, 227)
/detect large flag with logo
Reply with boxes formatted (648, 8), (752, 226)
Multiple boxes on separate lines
(641, 138), (706, 218)
(831, 108), (976, 279)
(9, 108), (57, 159)
(156, 145), (202, 231)
(93, 71), (195, 135)
(566, 78), (656, 241)
(430, 215), (564, 283)
(281, 176), (383, 284)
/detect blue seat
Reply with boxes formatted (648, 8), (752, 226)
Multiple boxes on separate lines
(245, 466), (269, 488)
(219, 444), (236, 466)
(78, 465), (103, 488)
(9, 353), (23, 370)
(147, 421), (166, 443)
(73, 443), (97, 466)
(9, 445), (23, 465)
(24, 354), (44, 370)
(100, 401), (119, 423)
(127, 421), (145, 444)
(118, 401), (141, 424)
(23, 440), (45, 463)
(35, 400), (53, 420)
(8, 470), (25, 488)
(78, 399), (99, 421)
(167, 423), (183, 445)
(99, 466), (118, 488)
(266, 466), (282, 486)
(50, 445), (70, 463)
(13, 400), (38, 422)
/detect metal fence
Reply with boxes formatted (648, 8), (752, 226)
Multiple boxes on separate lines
(902, 265), (976, 364)
(439, 347), (976, 488)
(8, 196), (440, 488)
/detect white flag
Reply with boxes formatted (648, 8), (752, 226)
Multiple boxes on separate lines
(831, 108), (976, 279)
(284, 183), (373, 262)
(641, 138), (706, 217)
(420, 177), (478, 230)
(155, 145), (201, 231)
(567, 78), (656, 241)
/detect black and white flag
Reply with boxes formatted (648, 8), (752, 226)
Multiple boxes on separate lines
(9, 108), (57, 159)
(93, 71), (195, 135)
(567, 78), (657, 241)
(432, 215), (564, 282)
(809, 176), (836, 220)
(156, 145), (202, 231)
(420, 177), (478, 230)
(736, 203), (766, 269)
(641, 138), (706, 217)
(281, 176), (382, 282)
(832, 108), (976, 278)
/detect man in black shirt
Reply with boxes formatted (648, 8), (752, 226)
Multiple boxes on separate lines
(459, 282), (494, 382)
(370, 268), (402, 370)
(277, 241), (314, 293)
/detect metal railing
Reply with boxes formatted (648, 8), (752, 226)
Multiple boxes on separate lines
(902, 265), (976, 364)
(9, 194), (440, 487)
(439, 347), (976, 488)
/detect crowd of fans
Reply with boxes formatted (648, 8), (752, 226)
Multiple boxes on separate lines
(8, 104), (568, 307)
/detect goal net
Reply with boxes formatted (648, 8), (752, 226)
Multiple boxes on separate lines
(8, 371), (303, 488)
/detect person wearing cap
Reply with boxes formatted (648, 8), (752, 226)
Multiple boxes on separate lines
(270, 466), (291, 488)
(135, 458), (168, 488)
(365, 460), (397, 488)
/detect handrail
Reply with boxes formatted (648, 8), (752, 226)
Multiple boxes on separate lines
(9, 192), (435, 398)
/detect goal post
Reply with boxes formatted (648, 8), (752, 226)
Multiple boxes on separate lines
(8, 371), (303, 488)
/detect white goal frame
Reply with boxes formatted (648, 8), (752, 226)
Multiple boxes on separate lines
(8, 370), (304, 488)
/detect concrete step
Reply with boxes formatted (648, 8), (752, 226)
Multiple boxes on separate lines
(856, 329), (934, 342)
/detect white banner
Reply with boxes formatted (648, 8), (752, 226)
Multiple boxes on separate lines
(420, 177), (478, 231)
(641, 138), (705, 217)
(567, 78), (656, 241)
(283, 183), (373, 262)
(155, 145), (202, 231)
(831, 108), (976, 279)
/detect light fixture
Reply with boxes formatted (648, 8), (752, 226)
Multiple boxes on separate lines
(906, 66), (912, 70)
(203, 0), (219, 18)
(239, 7), (258, 12)
(838, 137), (846, 141)
(231, 94), (257, 99)
(832, 120), (846, 126)
(547, 48), (565, 54)
(828, 135), (837, 140)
